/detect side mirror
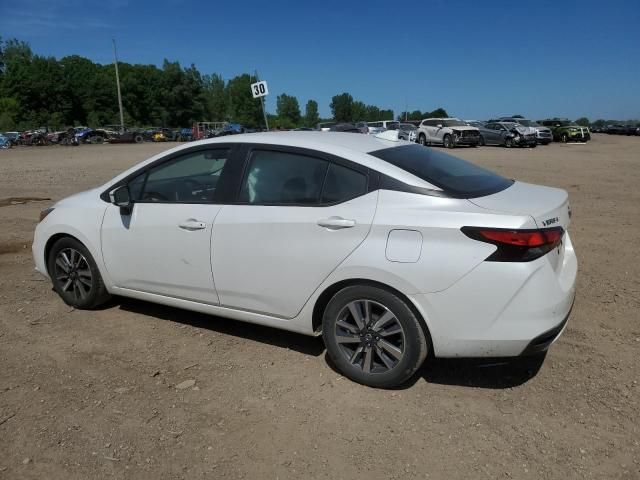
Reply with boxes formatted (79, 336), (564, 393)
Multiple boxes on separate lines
(109, 185), (133, 214)
(436, 124), (443, 128)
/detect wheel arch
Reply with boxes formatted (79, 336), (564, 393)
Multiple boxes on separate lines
(44, 233), (83, 275)
(311, 278), (434, 353)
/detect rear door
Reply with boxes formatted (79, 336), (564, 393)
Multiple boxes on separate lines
(211, 146), (378, 319)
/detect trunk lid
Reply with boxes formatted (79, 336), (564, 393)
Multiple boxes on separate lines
(469, 181), (571, 268)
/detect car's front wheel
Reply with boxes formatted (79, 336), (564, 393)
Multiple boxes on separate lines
(322, 285), (428, 388)
(47, 237), (111, 309)
(561, 133), (568, 143)
(418, 134), (427, 146)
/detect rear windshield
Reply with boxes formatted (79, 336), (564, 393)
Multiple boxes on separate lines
(370, 144), (513, 198)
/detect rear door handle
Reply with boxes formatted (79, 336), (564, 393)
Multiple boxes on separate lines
(178, 219), (207, 231)
(317, 216), (356, 230)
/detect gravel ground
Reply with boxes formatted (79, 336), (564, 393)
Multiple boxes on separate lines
(0, 135), (638, 479)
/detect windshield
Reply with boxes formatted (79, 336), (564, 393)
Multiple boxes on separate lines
(442, 119), (468, 127)
(370, 144), (513, 198)
(515, 119), (539, 127)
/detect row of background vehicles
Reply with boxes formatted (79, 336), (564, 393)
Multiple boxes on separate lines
(0, 122), (251, 148)
(591, 124), (640, 135)
(3, 117), (637, 150)
(322, 116), (593, 149)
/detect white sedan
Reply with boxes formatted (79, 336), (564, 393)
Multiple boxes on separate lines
(33, 131), (577, 388)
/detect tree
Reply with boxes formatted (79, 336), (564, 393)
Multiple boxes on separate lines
(276, 93), (301, 125)
(330, 92), (354, 122)
(203, 73), (228, 121)
(304, 100), (319, 127)
(225, 74), (263, 128)
(429, 107), (449, 118)
(575, 117), (590, 127)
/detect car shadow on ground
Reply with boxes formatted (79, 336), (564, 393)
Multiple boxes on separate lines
(324, 352), (546, 390)
(113, 297), (325, 357)
(109, 297), (545, 389)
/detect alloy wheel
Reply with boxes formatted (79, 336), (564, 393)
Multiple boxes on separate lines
(333, 299), (405, 374)
(54, 248), (93, 301)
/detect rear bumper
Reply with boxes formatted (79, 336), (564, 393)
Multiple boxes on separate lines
(409, 233), (577, 358)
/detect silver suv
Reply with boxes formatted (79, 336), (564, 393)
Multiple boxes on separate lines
(498, 117), (553, 145)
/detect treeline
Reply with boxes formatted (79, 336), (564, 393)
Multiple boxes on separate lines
(0, 38), (407, 131)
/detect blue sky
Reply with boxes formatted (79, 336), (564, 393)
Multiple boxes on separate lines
(1, 0), (639, 120)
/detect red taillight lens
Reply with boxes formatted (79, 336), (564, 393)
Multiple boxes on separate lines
(476, 228), (563, 248)
(461, 226), (564, 262)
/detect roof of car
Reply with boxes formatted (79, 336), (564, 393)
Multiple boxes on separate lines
(193, 131), (411, 154)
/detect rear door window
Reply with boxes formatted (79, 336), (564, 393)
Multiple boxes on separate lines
(370, 144), (513, 198)
(239, 150), (328, 205)
(321, 163), (367, 204)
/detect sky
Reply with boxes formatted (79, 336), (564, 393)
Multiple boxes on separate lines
(1, 0), (639, 121)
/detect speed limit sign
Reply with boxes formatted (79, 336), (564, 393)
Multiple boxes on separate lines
(251, 80), (269, 98)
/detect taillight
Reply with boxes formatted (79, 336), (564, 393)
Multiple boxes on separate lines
(461, 226), (564, 262)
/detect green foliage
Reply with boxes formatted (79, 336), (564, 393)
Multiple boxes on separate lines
(575, 117), (590, 126)
(330, 92), (354, 122)
(304, 100), (319, 127)
(397, 107), (449, 121)
(276, 93), (301, 125)
(330, 93), (393, 123)
(225, 74), (264, 128)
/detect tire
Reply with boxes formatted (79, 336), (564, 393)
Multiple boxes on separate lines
(478, 135), (485, 146)
(530, 143), (537, 148)
(89, 135), (104, 144)
(443, 134), (453, 148)
(505, 137), (513, 148)
(322, 285), (428, 388)
(47, 237), (111, 309)
(561, 133), (568, 143)
(134, 134), (144, 144)
(418, 134), (427, 146)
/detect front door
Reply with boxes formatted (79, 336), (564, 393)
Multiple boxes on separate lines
(101, 147), (232, 304)
(211, 147), (378, 318)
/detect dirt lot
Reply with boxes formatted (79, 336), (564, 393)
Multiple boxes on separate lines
(0, 135), (638, 479)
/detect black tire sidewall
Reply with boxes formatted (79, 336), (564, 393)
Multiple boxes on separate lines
(47, 237), (109, 309)
(322, 285), (428, 388)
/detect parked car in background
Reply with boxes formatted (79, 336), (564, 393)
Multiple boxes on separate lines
(539, 119), (591, 142)
(624, 124), (640, 136)
(329, 123), (362, 133)
(474, 122), (537, 148)
(367, 120), (399, 131)
(417, 118), (480, 148)
(496, 117), (553, 145)
(397, 123), (417, 142)
(0, 134), (12, 149)
(2, 132), (20, 146)
(177, 128), (193, 141)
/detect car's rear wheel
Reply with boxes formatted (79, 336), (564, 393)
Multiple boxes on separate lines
(443, 134), (453, 148)
(322, 285), (428, 388)
(47, 237), (111, 309)
(530, 142), (537, 148)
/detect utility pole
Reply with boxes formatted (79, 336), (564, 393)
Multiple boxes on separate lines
(255, 70), (269, 131)
(112, 38), (125, 130)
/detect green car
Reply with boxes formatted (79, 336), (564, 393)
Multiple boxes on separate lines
(538, 119), (591, 142)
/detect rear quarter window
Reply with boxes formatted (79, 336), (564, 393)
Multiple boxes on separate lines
(370, 144), (513, 198)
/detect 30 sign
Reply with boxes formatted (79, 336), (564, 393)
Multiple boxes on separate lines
(251, 80), (269, 98)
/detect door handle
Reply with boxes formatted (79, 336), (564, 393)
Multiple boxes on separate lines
(317, 216), (356, 230)
(178, 219), (207, 231)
